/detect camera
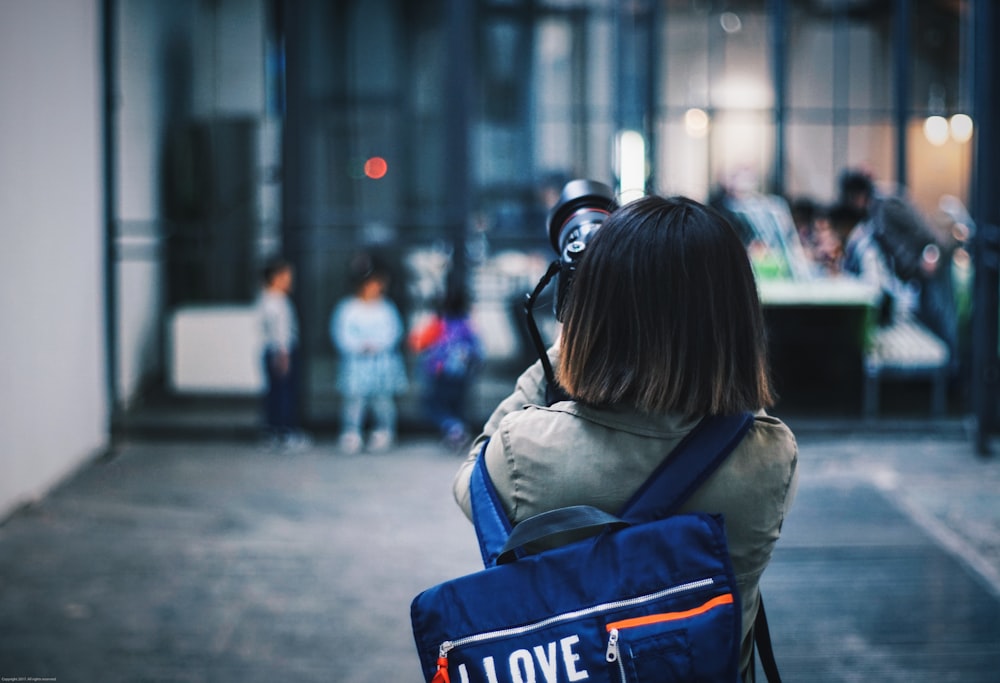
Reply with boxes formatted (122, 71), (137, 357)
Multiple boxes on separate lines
(547, 179), (618, 319)
(523, 179), (617, 404)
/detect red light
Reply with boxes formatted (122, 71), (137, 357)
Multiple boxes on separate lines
(364, 156), (388, 179)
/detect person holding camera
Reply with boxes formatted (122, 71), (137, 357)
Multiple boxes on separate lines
(452, 192), (798, 681)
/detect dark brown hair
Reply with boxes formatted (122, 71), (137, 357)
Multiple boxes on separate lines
(262, 256), (291, 285)
(557, 195), (774, 418)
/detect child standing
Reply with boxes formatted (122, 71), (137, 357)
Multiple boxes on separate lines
(409, 284), (483, 448)
(330, 262), (408, 453)
(259, 256), (308, 450)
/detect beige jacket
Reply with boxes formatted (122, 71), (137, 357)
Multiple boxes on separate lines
(454, 358), (799, 677)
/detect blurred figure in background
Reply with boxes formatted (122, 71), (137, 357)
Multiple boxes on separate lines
(330, 255), (408, 454)
(791, 198), (843, 276)
(837, 168), (957, 358)
(409, 280), (483, 449)
(259, 256), (309, 451)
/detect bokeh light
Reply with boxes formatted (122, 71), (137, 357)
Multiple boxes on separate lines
(950, 114), (973, 143)
(923, 116), (949, 146)
(364, 156), (388, 179)
(684, 108), (709, 138)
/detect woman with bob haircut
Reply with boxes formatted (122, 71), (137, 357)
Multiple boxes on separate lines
(453, 194), (798, 681)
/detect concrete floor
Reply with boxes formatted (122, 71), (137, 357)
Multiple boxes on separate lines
(1, 422), (999, 682)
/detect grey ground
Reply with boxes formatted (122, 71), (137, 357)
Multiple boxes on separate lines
(1, 421), (999, 682)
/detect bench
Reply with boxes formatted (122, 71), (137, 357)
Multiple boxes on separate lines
(863, 315), (950, 417)
(169, 305), (264, 394)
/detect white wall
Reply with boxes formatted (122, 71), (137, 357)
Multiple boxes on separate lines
(0, 0), (108, 518)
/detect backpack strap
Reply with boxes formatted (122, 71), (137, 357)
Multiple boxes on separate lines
(469, 440), (514, 567)
(753, 597), (783, 683)
(470, 411), (753, 566)
(620, 412), (754, 523)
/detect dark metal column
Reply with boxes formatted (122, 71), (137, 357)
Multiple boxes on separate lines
(614, 0), (654, 192)
(970, 0), (1000, 454)
(444, 0), (473, 289)
(831, 7), (849, 176)
(102, 0), (120, 429)
(279, 0), (305, 264)
(644, 0), (660, 192)
(768, 0), (787, 196)
(892, 0), (911, 187)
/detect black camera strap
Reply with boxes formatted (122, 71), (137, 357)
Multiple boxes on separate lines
(524, 260), (570, 405)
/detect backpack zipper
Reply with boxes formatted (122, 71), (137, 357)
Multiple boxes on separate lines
(605, 628), (626, 681)
(604, 592), (736, 681)
(435, 577), (717, 674)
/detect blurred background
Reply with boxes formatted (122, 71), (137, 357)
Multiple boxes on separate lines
(3, 0), (1000, 520)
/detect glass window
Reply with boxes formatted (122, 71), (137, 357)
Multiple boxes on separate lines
(907, 0), (971, 217)
(657, 1), (771, 199)
(661, 12), (709, 110)
(710, 5), (772, 112)
(655, 116), (710, 200)
(787, 13), (834, 112)
(477, 2), (615, 245)
(847, 18), (892, 112)
(535, 19), (575, 172)
(785, 1), (894, 204)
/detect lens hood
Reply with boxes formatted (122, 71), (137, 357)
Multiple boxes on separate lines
(547, 179), (617, 253)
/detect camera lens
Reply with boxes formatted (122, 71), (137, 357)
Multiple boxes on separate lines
(547, 179), (617, 258)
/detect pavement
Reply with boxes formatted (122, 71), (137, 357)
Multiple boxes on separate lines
(1, 417), (999, 682)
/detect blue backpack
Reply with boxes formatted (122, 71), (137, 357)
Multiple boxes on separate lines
(410, 412), (782, 683)
(422, 318), (482, 379)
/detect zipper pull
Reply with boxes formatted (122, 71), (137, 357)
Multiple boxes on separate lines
(432, 642), (453, 683)
(606, 628), (620, 663)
